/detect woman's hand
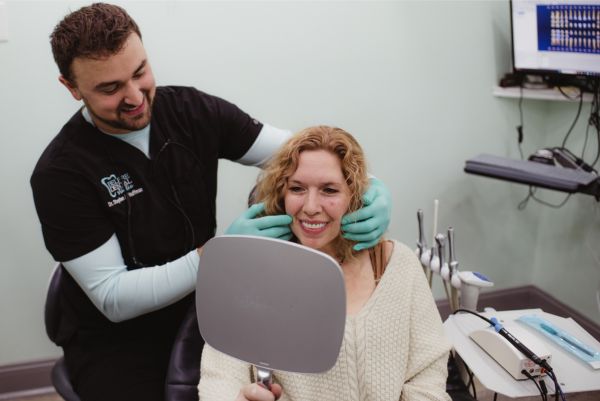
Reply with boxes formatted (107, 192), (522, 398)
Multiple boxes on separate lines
(235, 383), (283, 401)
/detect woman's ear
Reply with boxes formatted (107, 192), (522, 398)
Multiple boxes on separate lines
(247, 185), (258, 207)
(58, 76), (82, 101)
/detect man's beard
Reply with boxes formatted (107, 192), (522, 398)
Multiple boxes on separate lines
(85, 90), (154, 133)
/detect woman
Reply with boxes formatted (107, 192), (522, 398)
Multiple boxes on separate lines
(198, 126), (451, 401)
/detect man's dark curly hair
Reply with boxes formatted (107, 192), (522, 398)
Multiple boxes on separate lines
(50, 3), (141, 84)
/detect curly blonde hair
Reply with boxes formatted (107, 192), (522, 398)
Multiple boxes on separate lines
(254, 126), (369, 262)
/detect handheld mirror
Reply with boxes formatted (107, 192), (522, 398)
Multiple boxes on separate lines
(196, 235), (346, 387)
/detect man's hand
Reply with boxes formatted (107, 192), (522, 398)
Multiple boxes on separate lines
(226, 203), (293, 240)
(236, 383), (283, 401)
(341, 177), (391, 251)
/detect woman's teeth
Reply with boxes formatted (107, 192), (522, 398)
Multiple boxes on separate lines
(301, 221), (326, 229)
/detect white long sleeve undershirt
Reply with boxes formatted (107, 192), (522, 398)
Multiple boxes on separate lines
(235, 124), (292, 167)
(63, 235), (200, 322)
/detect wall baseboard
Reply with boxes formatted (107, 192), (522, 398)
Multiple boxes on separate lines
(0, 387), (55, 401)
(1, 285), (598, 397)
(0, 359), (55, 398)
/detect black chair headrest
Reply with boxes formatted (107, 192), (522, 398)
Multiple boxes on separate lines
(44, 263), (65, 343)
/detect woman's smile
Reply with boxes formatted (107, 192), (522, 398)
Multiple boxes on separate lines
(299, 219), (329, 234)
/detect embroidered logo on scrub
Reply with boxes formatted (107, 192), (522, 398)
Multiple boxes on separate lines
(101, 173), (144, 207)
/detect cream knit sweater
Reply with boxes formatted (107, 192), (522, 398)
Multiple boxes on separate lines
(198, 241), (451, 401)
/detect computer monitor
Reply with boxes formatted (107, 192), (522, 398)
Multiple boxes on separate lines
(510, 0), (600, 85)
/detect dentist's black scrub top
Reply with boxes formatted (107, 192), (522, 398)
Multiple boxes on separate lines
(30, 86), (263, 401)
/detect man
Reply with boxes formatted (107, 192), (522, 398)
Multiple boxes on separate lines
(31, 3), (391, 401)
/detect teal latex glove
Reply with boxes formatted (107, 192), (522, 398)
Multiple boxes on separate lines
(341, 177), (392, 251)
(225, 202), (293, 240)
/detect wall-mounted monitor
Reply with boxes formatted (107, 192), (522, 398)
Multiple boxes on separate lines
(511, 0), (600, 82)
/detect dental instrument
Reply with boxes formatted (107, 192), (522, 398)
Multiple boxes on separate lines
(447, 227), (461, 311)
(416, 209), (431, 272)
(435, 234), (452, 306)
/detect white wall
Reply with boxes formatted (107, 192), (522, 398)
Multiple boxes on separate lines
(0, 0), (598, 366)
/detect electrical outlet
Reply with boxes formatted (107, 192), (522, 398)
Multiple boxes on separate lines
(0, 1), (8, 42)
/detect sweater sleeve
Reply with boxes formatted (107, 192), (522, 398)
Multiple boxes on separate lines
(400, 253), (452, 401)
(198, 344), (253, 401)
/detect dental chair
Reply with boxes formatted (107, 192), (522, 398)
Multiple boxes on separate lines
(44, 263), (81, 401)
(165, 302), (203, 401)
